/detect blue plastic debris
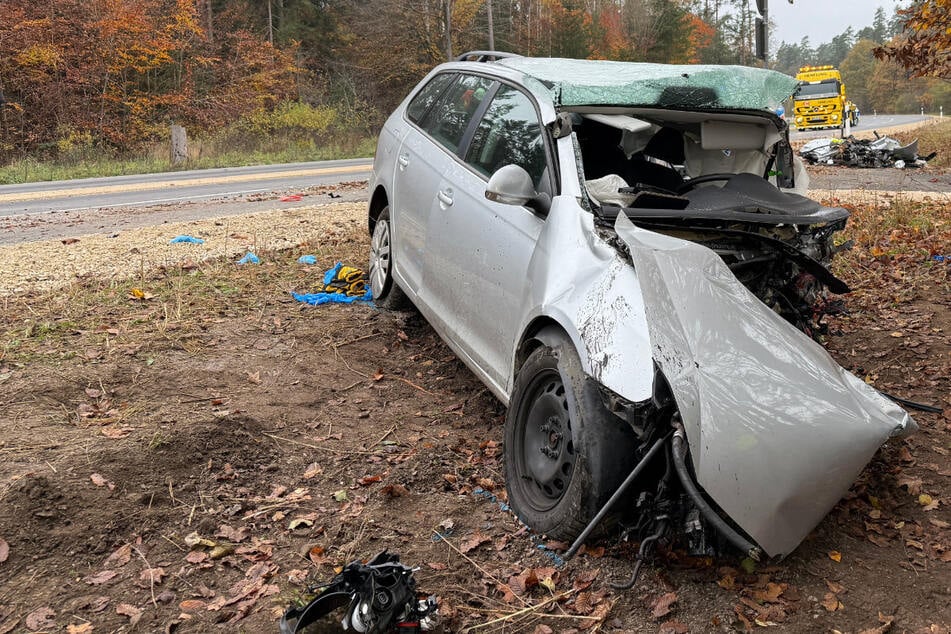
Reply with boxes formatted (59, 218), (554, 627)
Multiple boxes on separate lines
(933, 255), (948, 263)
(169, 235), (204, 244)
(237, 252), (260, 265)
(292, 262), (373, 306)
(297, 255), (317, 265)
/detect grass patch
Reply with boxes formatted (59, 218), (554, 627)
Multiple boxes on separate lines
(892, 118), (951, 169)
(830, 197), (951, 304)
(0, 134), (376, 185)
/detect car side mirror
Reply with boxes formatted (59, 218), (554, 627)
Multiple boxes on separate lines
(485, 165), (550, 215)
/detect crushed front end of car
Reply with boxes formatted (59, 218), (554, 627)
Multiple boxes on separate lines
(494, 57), (916, 565)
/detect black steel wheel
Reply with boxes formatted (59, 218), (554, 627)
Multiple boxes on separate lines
(504, 330), (637, 540)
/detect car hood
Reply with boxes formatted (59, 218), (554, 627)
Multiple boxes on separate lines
(497, 57), (797, 112)
(613, 213), (915, 557)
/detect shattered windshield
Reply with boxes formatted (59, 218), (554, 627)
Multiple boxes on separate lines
(796, 80), (840, 100)
(497, 57), (797, 111)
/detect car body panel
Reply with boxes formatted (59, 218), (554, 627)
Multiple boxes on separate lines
(613, 213), (915, 556)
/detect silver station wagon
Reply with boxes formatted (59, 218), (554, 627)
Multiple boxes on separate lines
(365, 52), (915, 566)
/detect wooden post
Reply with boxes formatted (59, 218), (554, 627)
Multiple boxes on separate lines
(170, 125), (188, 166)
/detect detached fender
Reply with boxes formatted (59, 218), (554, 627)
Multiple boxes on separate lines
(614, 212), (915, 557)
(508, 196), (656, 405)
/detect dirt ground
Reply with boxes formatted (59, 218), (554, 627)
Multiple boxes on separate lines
(1, 170), (949, 634)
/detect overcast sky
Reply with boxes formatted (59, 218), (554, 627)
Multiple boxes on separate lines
(768, 0), (899, 46)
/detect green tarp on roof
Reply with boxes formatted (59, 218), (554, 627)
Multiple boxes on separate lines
(497, 57), (797, 111)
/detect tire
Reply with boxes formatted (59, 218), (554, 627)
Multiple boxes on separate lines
(368, 206), (412, 311)
(504, 332), (637, 540)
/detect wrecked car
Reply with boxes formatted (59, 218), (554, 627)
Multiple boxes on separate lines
(800, 133), (936, 168)
(365, 53), (915, 565)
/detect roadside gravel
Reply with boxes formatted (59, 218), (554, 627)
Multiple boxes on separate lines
(0, 202), (365, 295)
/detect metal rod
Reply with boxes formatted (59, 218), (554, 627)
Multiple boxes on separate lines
(564, 435), (667, 561)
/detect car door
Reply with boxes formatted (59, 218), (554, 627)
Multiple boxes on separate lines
(423, 83), (554, 390)
(392, 73), (493, 299)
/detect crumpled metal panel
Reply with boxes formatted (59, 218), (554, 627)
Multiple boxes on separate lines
(613, 213), (915, 557)
(498, 58), (797, 112)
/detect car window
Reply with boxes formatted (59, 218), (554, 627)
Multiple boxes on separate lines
(419, 74), (494, 153)
(465, 84), (547, 188)
(406, 73), (456, 125)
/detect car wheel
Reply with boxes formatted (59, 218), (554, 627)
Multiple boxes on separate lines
(369, 206), (411, 310)
(504, 332), (637, 540)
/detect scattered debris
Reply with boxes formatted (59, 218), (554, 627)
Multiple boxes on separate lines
(292, 262), (372, 305)
(237, 251), (260, 265)
(279, 551), (437, 634)
(280, 194), (303, 202)
(800, 133), (936, 168)
(169, 235), (205, 244)
(297, 254), (317, 265)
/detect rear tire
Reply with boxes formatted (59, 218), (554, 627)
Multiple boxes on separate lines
(369, 206), (412, 311)
(504, 332), (637, 540)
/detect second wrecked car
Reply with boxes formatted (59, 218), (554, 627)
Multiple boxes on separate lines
(365, 53), (915, 563)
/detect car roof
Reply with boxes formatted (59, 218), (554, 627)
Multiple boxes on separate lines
(438, 55), (798, 113)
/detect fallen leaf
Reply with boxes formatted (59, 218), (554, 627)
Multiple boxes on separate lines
(459, 531), (491, 554)
(184, 532), (216, 548)
(246, 371), (261, 385)
(820, 592), (843, 612)
(868, 534), (892, 548)
(179, 599), (206, 612)
(658, 620), (689, 634)
(828, 550), (842, 562)
(104, 544), (131, 568)
(651, 592), (678, 619)
(372, 369), (384, 381)
(928, 518), (949, 529)
(919, 493), (934, 506)
(825, 580), (845, 595)
(185, 551), (208, 564)
(332, 489), (348, 502)
(66, 624), (93, 634)
(382, 484), (409, 498)
(357, 474), (382, 486)
(579, 544), (605, 558)
(427, 562), (447, 570)
(101, 426), (132, 439)
(25, 607), (55, 631)
(532, 626), (554, 634)
(0, 538), (8, 563)
(288, 517), (313, 530)
(897, 474), (923, 496)
(209, 544), (234, 559)
(509, 568), (539, 595)
(303, 463), (323, 479)
(308, 545), (327, 565)
(84, 388), (102, 398)
(858, 612), (895, 634)
(84, 570), (118, 585)
(115, 603), (142, 626)
(138, 567), (166, 586)
(89, 473), (111, 488)
(215, 525), (249, 543)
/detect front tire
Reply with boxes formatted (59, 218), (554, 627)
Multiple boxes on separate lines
(504, 332), (637, 540)
(369, 206), (411, 311)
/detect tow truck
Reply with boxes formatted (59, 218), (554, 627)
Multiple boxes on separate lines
(793, 65), (852, 131)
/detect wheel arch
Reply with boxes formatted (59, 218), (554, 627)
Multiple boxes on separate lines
(513, 315), (587, 381)
(367, 185), (389, 235)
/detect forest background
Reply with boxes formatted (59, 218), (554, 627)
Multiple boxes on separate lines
(0, 0), (948, 182)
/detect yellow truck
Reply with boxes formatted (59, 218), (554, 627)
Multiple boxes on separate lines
(793, 65), (855, 131)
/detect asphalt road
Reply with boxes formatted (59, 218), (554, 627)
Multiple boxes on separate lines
(0, 158), (373, 216)
(790, 113), (932, 140)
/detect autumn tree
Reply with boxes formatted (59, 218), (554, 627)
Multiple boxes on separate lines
(874, 0), (951, 79)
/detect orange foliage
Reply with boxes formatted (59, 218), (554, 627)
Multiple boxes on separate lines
(0, 0), (298, 155)
(685, 13), (716, 64)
